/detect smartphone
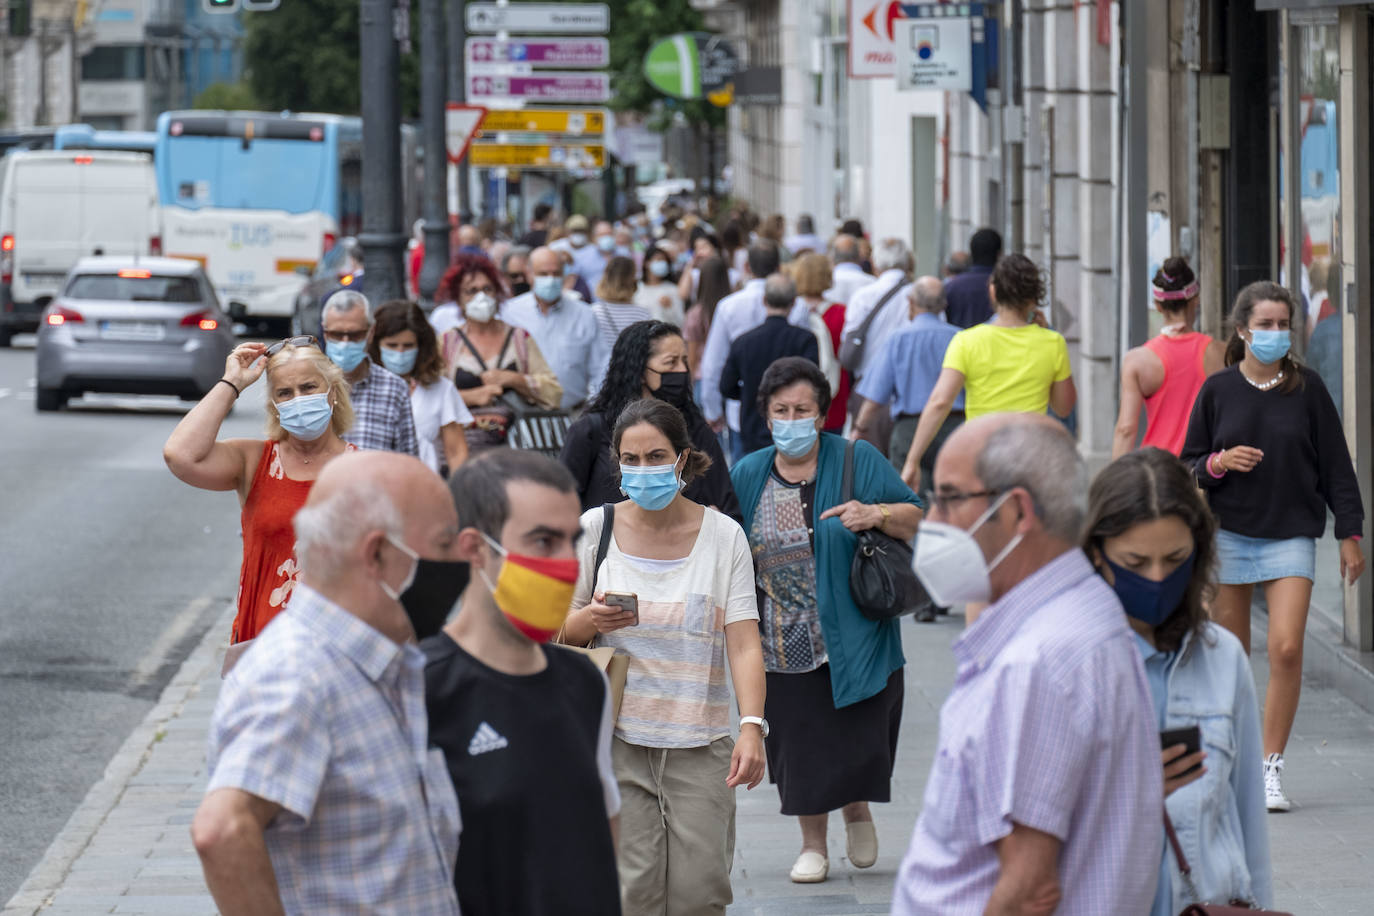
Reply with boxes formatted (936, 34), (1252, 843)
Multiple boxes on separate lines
(603, 591), (639, 625)
(1160, 725), (1203, 778)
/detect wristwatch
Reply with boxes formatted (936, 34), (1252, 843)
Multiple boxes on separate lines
(876, 503), (892, 531)
(740, 715), (770, 737)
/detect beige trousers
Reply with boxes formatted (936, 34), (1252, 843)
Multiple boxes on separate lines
(613, 735), (736, 916)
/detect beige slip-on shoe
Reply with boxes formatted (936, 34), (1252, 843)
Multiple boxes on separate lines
(789, 850), (830, 883)
(846, 820), (878, 868)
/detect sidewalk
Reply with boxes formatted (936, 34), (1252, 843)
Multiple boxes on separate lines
(5, 604), (1373, 916)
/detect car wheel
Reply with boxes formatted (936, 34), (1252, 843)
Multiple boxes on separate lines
(35, 387), (66, 411)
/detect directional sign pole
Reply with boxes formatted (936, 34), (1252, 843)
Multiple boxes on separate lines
(447, 0), (471, 222)
(418, 0), (449, 305)
(359, 0), (406, 303)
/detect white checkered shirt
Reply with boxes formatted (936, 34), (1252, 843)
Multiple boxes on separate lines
(892, 549), (1163, 915)
(206, 585), (460, 915)
(343, 359), (419, 455)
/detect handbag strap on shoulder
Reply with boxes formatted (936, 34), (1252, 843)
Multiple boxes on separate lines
(842, 439), (855, 505)
(591, 502), (615, 594)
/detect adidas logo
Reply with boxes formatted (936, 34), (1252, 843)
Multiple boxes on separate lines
(467, 721), (509, 756)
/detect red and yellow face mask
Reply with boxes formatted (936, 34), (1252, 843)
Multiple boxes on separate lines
(479, 533), (579, 642)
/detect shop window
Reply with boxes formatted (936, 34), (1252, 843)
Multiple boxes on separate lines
(81, 45), (147, 82)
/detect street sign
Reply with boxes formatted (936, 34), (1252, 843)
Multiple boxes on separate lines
(480, 108), (606, 135)
(895, 17), (972, 91)
(467, 37), (610, 69)
(446, 104), (488, 162)
(469, 143), (606, 169)
(467, 72), (611, 104)
(466, 2), (610, 34)
(643, 32), (740, 100)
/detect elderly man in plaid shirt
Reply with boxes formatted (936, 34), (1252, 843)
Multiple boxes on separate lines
(893, 414), (1162, 915)
(192, 451), (462, 915)
(320, 289), (419, 456)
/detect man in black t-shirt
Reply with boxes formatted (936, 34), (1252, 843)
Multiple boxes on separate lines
(422, 450), (621, 916)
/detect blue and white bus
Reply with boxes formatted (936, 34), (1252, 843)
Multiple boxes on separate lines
(54, 124), (158, 156)
(153, 111), (371, 324)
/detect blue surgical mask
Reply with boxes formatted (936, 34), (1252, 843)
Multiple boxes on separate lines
(380, 347), (417, 377)
(325, 339), (367, 372)
(620, 459), (684, 511)
(277, 391), (334, 441)
(1105, 552), (1195, 627)
(1246, 329), (1291, 365)
(650, 259), (671, 279)
(533, 275), (563, 302)
(596, 235), (616, 253)
(771, 417), (820, 458)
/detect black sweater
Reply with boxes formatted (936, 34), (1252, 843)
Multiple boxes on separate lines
(558, 408), (743, 522)
(1180, 365), (1363, 540)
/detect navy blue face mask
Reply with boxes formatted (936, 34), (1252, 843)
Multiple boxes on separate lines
(1105, 551), (1196, 627)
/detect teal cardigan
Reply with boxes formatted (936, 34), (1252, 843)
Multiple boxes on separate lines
(731, 433), (922, 709)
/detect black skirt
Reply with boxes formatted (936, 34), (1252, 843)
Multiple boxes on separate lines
(763, 664), (904, 816)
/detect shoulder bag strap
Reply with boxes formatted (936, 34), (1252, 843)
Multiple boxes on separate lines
(591, 502), (615, 594)
(455, 329), (489, 372)
(1163, 810), (1203, 904)
(842, 439), (855, 505)
(854, 279), (907, 341)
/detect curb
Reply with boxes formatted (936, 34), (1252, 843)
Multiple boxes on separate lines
(0, 603), (233, 915)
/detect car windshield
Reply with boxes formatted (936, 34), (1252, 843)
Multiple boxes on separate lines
(65, 274), (201, 303)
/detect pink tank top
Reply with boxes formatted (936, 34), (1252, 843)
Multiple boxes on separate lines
(1141, 332), (1211, 455)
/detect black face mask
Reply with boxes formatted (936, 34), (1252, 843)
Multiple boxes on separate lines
(651, 370), (692, 409)
(509, 280), (531, 297)
(401, 559), (470, 641)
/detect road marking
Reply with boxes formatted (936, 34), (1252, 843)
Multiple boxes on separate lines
(124, 596), (214, 693)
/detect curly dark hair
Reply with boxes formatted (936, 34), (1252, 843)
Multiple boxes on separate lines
(586, 320), (692, 428)
(367, 300), (447, 385)
(1083, 448), (1217, 653)
(438, 251), (506, 305)
(990, 252), (1046, 313)
(1224, 280), (1303, 395)
(611, 398), (712, 486)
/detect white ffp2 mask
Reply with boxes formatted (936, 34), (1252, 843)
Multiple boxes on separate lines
(912, 492), (1022, 606)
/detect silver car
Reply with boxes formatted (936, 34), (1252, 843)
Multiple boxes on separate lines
(34, 257), (237, 412)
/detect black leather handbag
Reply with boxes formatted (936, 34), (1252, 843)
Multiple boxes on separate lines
(841, 441), (934, 621)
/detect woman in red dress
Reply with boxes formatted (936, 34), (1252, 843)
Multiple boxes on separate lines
(164, 339), (356, 643)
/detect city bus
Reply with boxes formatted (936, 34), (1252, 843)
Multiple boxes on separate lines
(153, 111), (419, 328)
(54, 124), (158, 157)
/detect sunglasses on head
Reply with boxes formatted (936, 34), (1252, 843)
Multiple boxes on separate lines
(266, 335), (320, 356)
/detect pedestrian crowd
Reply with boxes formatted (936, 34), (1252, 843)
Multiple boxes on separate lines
(163, 201), (1361, 915)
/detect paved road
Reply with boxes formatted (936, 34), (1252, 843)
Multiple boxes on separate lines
(0, 336), (256, 903)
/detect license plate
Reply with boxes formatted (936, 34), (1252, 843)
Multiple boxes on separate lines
(99, 320), (166, 342)
(24, 273), (65, 285)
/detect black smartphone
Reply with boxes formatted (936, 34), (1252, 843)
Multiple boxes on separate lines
(1160, 725), (1203, 778)
(603, 591), (640, 626)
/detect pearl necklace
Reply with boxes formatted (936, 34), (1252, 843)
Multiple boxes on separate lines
(1242, 369), (1284, 391)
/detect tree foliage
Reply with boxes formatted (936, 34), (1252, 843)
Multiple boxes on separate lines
(604, 0), (724, 130)
(193, 81), (261, 111)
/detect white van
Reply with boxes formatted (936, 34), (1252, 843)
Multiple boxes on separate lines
(0, 150), (161, 346)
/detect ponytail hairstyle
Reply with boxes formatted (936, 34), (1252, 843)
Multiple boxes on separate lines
(990, 253), (1046, 318)
(1151, 256), (1198, 315)
(1223, 280), (1304, 395)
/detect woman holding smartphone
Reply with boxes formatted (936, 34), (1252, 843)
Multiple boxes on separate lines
(1084, 448), (1272, 914)
(561, 398), (767, 916)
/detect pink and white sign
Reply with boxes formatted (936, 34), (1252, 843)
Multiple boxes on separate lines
(467, 72), (612, 103)
(466, 37), (610, 69)
(848, 0), (912, 78)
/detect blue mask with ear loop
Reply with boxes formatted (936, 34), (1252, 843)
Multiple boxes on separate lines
(1105, 552), (1196, 627)
(619, 457), (685, 511)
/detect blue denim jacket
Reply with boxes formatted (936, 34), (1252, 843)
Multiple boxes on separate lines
(1141, 623), (1273, 915)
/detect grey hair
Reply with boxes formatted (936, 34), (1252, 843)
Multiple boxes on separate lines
(763, 272), (797, 309)
(872, 237), (914, 274)
(322, 289), (373, 325)
(912, 276), (946, 313)
(294, 477), (403, 578)
(831, 234), (860, 264)
(501, 245), (531, 272)
(975, 421), (1086, 541)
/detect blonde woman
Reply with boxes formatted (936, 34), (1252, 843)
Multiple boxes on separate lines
(590, 256), (651, 352)
(164, 338), (357, 643)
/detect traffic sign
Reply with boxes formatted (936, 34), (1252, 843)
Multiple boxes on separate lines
(467, 72), (611, 104)
(467, 37), (610, 69)
(644, 32), (739, 100)
(469, 143), (606, 169)
(466, 3), (610, 34)
(446, 104), (488, 163)
(480, 108), (606, 135)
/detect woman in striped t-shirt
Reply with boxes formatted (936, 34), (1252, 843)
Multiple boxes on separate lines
(563, 398), (766, 915)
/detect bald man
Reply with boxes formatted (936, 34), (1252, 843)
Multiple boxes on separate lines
(826, 233), (876, 305)
(851, 276), (965, 504)
(504, 246), (610, 408)
(194, 452), (465, 916)
(894, 413), (1160, 915)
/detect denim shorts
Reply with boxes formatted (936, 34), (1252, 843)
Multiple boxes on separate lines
(1214, 529), (1316, 584)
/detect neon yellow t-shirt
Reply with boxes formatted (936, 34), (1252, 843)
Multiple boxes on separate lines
(942, 323), (1072, 419)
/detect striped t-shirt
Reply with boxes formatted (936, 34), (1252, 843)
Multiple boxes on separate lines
(590, 300), (652, 353)
(573, 505), (759, 749)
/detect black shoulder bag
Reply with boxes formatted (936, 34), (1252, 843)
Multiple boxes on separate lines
(841, 441), (933, 621)
(837, 278), (906, 373)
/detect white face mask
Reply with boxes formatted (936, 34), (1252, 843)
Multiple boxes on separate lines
(912, 492), (1022, 607)
(378, 533), (419, 603)
(465, 291), (498, 323)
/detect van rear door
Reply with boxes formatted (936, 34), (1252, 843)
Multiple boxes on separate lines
(12, 157), (82, 293)
(78, 156), (157, 258)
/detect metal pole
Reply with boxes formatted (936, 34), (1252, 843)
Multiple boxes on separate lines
(1124, 0), (1150, 349)
(418, 0), (450, 305)
(447, 0), (471, 223)
(359, 0), (407, 303)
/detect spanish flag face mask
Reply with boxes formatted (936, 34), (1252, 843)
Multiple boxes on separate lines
(478, 532), (579, 643)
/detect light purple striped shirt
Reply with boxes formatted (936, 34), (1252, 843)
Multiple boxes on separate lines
(892, 549), (1163, 915)
(206, 585), (461, 915)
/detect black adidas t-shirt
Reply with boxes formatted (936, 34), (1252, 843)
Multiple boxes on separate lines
(422, 634), (621, 916)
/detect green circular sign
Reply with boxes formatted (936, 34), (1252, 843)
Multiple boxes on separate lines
(644, 32), (739, 100)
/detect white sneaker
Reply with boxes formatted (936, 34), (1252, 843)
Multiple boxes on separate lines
(1263, 753), (1291, 812)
